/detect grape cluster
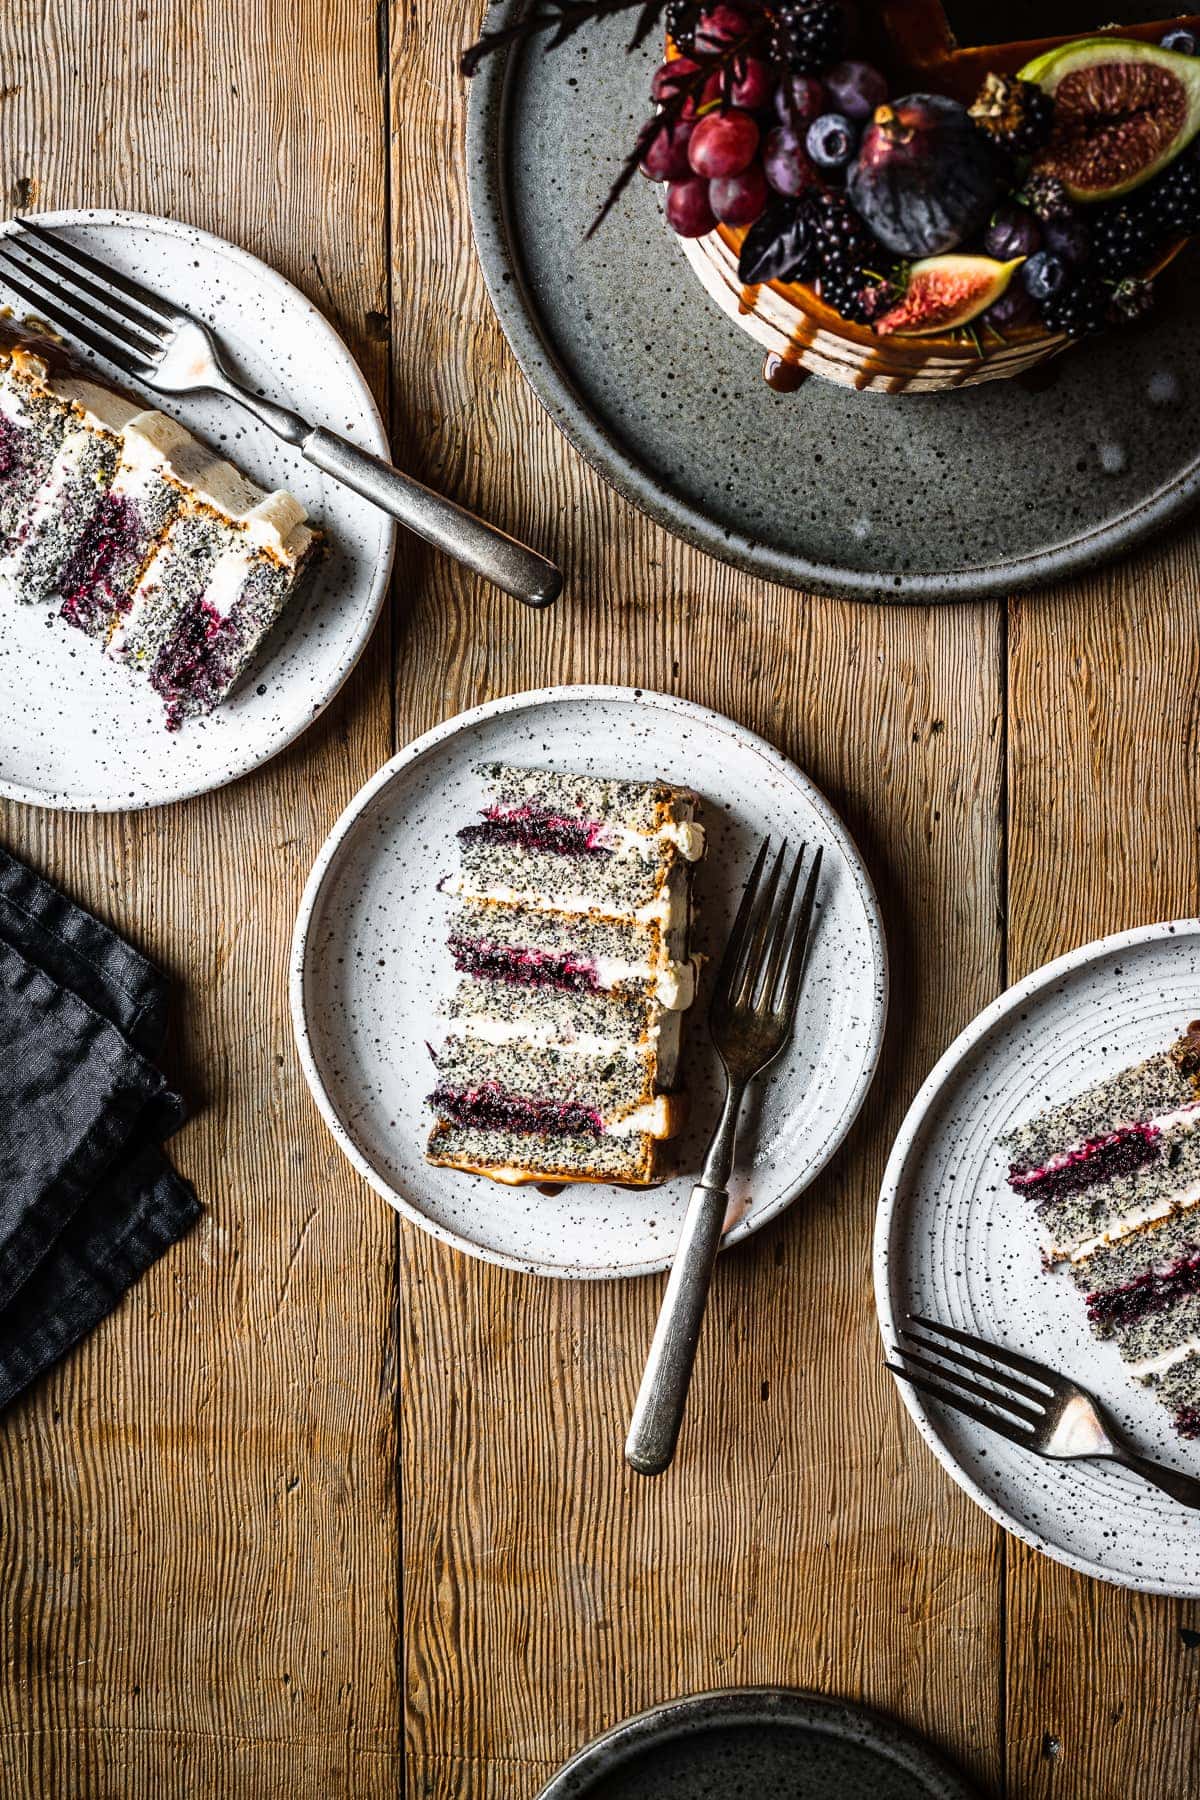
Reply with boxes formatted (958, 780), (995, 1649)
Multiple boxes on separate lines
(639, 1), (886, 261)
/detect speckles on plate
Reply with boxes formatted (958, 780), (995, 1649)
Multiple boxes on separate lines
(0, 208), (395, 811)
(291, 686), (887, 1280)
(877, 921), (1200, 1596)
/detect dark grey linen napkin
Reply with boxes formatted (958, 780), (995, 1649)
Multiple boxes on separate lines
(0, 847), (200, 1409)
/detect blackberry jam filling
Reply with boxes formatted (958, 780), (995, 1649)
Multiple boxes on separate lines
(1011, 1124), (1160, 1208)
(458, 803), (610, 858)
(0, 413), (25, 480)
(59, 492), (140, 632)
(449, 936), (600, 993)
(149, 595), (235, 732)
(1174, 1405), (1200, 1439)
(429, 1081), (603, 1138)
(1087, 1248), (1200, 1331)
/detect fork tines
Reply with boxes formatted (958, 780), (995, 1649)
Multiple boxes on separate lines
(885, 1313), (1059, 1445)
(0, 218), (172, 377)
(713, 837), (822, 1025)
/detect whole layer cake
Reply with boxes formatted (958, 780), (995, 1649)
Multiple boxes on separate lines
(1005, 1023), (1200, 1436)
(426, 763), (705, 1186)
(0, 328), (317, 728)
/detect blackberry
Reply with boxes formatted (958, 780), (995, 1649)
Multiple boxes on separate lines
(1038, 276), (1108, 337)
(968, 73), (1055, 158)
(1020, 172), (1073, 221)
(811, 192), (884, 322)
(664, 0), (700, 54)
(768, 2), (846, 76)
(1145, 148), (1200, 239)
(1090, 201), (1154, 278)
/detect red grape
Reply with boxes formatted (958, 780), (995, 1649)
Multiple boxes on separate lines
(650, 58), (720, 117)
(640, 117), (694, 182)
(774, 75), (825, 129)
(822, 61), (888, 121)
(666, 175), (717, 237)
(694, 5), (750, 53)
(709, 164), (768, 226)
(724, 56), (772, 110)
(688, 109), (759, 178)
(763, 127), (818, 196)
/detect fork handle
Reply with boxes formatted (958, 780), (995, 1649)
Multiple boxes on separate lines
(625, 1178), (731, 1477)
(301, 427), (561, 608)
(1112, 1447), (1200, 1511)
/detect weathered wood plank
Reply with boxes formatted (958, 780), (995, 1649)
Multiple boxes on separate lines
(394, 14), (1007, 1795)
(0, 2), (401, 1794)
(1005, 528), (1200, 1800)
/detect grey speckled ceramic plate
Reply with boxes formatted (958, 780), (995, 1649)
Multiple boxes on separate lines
(0, 210), (395, 811)
(535, 1689), (981, 1800)
(467, 9), (1200, 600)
(290, 686), (886, 1278)
(877, 920), (1200, 1597)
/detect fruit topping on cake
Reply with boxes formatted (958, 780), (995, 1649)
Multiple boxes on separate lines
(463, 2), (1200, 391)
(1004, 1026), (1200, 1438)
(1021, 37), (1200, 201)
(426, 764), (705, 1189)
(0, 328), (318, 728)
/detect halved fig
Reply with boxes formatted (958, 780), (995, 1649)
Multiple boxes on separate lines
(1020, 38), (1200, 203)
(873, 254), (1021, 337)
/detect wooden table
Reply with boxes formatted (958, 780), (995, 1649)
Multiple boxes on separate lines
(2, 4), (1198, 1795)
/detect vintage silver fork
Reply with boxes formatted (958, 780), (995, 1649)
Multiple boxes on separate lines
(626, 837), (823, 1477)
(0, 218), (561, 608)
(888, 1313), (1200, 1511)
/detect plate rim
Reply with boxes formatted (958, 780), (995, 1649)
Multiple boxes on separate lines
(0, 206), (395, 813)
(465, 29), (1200, 603)
(290, 682), (889, 1279)
(875, 914), (1200, 1597)
(532, 1684), (982, 1799)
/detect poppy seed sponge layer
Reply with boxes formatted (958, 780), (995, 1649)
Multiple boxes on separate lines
(426, 763), (705, 1188)
(1004, 1024), (1200, 1436)
(0, 329), (318, 728)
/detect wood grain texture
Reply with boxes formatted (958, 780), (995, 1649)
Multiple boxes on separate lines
(2, 0), (1199, 1795)
(1005, 530), (1200, 1800)
(0, 2), (401, 1795)
(393, 7), (1006, 1796)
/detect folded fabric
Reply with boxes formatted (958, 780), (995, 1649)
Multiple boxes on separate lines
(0, 847), (199, 1409)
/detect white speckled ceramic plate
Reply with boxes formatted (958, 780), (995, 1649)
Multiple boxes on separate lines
(291, 686), (887, 1278)
(877, 920), (1200, 1597)
(0, 210), (394, 811)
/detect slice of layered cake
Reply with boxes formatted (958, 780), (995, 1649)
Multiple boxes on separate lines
(0, 328), (318, 728)
(1005, 1023), (1200, 1435)
(427, 764), (705, 1187)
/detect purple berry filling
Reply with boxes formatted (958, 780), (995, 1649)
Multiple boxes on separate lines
(1087, 1247), (1200, 1331)
(149, 595), (236, 732)
(449, 936), (601, 993)
(1010, 1123), (1160, 1208)
(1175, 1406), (1200, 1439)
(428, 1080), (604, 1138)
(457, 803), (611, 858)
(59, 491), (141, 633)
(0, 413), (25, 480)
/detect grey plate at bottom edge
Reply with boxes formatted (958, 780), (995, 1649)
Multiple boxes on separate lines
(534, 1689), (982, 1800)
(467, 7), (1200, 602)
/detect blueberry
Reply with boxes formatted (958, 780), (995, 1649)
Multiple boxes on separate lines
(805, 112), (858, 172)
(1161, 27), (1198, 54)
(1023, 250), (1068, 302)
